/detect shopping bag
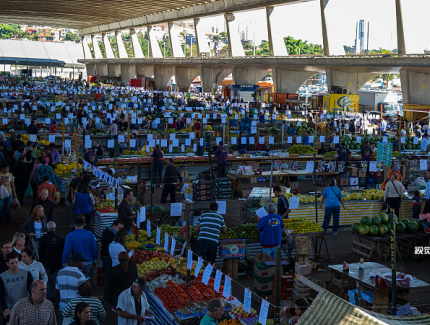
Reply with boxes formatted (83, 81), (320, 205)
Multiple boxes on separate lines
(0, 185), (9, 200)
(25, 184), (33, 198)
(11, 198), (21, 210)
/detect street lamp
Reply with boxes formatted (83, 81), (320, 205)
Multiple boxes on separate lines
(163, 42), (166, 57)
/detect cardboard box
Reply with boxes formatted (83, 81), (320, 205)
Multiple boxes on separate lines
(254, 281), (272, 292)
(350, 185), (359, 190)
(192, 194), (212, 201)
(295, 236), (311, 255)
(294, 262), (312, 277)
(348, 289), (359, 305)
(340, 178), (349, 186)
(293, 278), (309, 289)
(293, 282), (311, 294)
(369, 171), (384, 179)
(254, 264), (276, 278)
(346, 166), (359, 177)
(349, 177), (359, 185)
(193, 183), (207, 190)
(219, 241), (245, 258)
(193, 189), (210, 196)
(358, 169), (367, 177)
(360, 291), (374, 304)
(292, 290), (311, 301)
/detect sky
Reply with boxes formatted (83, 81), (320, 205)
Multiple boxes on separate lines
(195, 0), (430, 54)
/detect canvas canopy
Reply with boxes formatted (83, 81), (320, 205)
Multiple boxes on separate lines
(297, 290), (430, 325)
(0, 40), (84, 68)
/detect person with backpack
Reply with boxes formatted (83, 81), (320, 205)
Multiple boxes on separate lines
(319, 179), (346, 235)
(336, 142), (350, 162)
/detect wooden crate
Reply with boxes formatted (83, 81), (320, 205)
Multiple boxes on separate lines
(372, 304), (389, 314)
(351, 235), (379, 260)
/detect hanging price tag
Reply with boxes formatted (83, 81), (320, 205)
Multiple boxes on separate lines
(194, 257), (203, 278)
(244, 288), (252, 313)
(223, 276), (231, 298)
(140, 207), (146, 222)
(170, 238), (176, 256)
(356, 136), (361, 144)
(156, 228), (161, 245)
(258, 300), (270, 325)
(187, 249), (193, 270)
(214, 269), (223, 293)
(202, 264), (214, 285)
(164, 233), (169, 252)
(147, 220), (151, 237)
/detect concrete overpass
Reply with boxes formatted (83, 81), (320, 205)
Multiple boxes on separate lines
(79, 55), (430, 104)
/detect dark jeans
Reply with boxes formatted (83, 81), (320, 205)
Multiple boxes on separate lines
(387, 197), (401, 219)
(15, 179), (27, 203)
(83, 264), (94, 285)
(0, 195), (12, 222)
(101, 256), (113, 302)
(31, 181), (38, 199)
(161, 184), (176, 203)
(153, 164), (163, 184)
(198, 239), (218, 264)
(45, 268), (59, 303)
(322, 206), (340, 232)
(217, 163), (227, 178)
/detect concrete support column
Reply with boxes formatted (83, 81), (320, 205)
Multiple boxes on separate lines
(266, 7), (288, 56)
(121, 64), (137, 83)
(232, 66), (267, 85)
(86, 64), (96, 76)
(395, 0), (407, 54)
(154, 66), (174, 90)
(326, 69), (377, 94)
(108, 64), (121, 77)
(91, 35), (103, 59)
(194, 17), (211, 57)
(130, 28), (144, 58)
(272, 68), (317, 93)
(96, 64), (108, 77)
(400, 68), (430, 104)
(147, 26), (163, 58)
(137, 65), (154, 78)
(224, 13), (245, 57)
(174, 66), (199, 92)
(115, 31), (129, 59)
(319, 0), (330, 56)
(168, 22), (185, 58)
(102, 33), (115, 59)
(81, 36), (93, 59)
(199, 66), (231, 93)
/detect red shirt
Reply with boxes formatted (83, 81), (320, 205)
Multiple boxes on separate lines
(49, 124), (57, 133)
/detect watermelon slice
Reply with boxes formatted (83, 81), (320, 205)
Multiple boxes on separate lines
(425, 227), (430, 234)
(343, 261), (349, 272)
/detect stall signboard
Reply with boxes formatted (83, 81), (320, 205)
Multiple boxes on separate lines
(323, 93), (359, 114)
(220, 240), (246, 258)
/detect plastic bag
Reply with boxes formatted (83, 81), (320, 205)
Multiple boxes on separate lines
(11, 198), (21, 210)
(381, 272), (412, 288)
(25, 184), (33, 198)
(0, 185), (9, 200)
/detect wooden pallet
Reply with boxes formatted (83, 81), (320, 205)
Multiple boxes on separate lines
(351, 235), (381, 260)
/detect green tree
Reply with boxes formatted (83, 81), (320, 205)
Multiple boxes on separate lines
(219, 32), (228, 43)
(65, 31), (80, 43)
(284, 36), (323, 55)
(108, 36), (118, 58)
(0, 24), (32, 40)
(218, 45), (229, 57)
(137, 32), (149, 57)
(158, 39), (172, 57)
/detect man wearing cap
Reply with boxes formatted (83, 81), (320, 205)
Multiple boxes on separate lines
(177, 226), (199, 259)
(117, 277), (153, 325)
(62, 215), (98, 284)
(56, 253), (87, 325)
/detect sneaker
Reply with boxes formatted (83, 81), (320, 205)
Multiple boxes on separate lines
(333, 231), (338, 235)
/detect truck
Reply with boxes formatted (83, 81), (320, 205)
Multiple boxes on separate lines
(358, 89), (401, 115)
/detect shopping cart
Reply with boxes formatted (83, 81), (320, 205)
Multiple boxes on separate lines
(30, 232), (47, 261)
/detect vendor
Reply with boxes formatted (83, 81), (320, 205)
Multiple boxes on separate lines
(200, 298), (225, 325)
(118, 189), (137, 235)
(336, 142), (350, 162)
(424, 171), (430, 213)
(213, 141), (228, 178)
(381, 166), (402, 190)
(280, 297), (313, 325)
(360, 141), (373, 161)
(177, 226), (199, 259)
(273, 186), (291, 219)
(257, 203), (284, 258)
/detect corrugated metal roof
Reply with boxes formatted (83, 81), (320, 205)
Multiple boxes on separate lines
(0, 40), (84, 68)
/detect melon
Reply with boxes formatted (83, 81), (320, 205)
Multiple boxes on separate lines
(57, 164), (66, 171)
(379, 213), (389, 224)
(358, 224), (370, 235)
(407, 221), (419, 232)
(352, 223), (360, 233)
(401, 219), (410, 226)
(378, 224), (389, 235)
(360, 216), (372, 226)
(396, 222), (406, 234)
(369, 225), (379, 236)
(372, 216), (382, 226)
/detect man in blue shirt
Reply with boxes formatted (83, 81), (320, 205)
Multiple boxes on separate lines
(213, 141), (228, 178)
(421, 133), (429, 152)
(257, 203), (284, 258)
(302, 131), (310, 146)
(424, 171), (430, 214)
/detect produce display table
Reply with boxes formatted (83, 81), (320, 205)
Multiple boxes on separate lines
(93, 210), (118, 238)
(146, 291), (178, 325)
(151, 202), (211, 226)
(329, 262), (429, 314)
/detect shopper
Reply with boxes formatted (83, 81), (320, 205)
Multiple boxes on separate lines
(0, 241), (12, 273)
(30, 189), (55, 222)
(384, 173), (404, 218)
(13, 155), (28, 206)
(118, 189), (136, 235)
(319, 179), (346, 235)
(213, 141), (228, 178)
(117, 277), (153, 325)
(34, 158), (56, 185)
(19, 247), (48, 283)
(152, 145), (164, 186)
(280, 297), (313, 325)
(73, 184), (96, 230)
(68, 301), (97, 325)
(273, 186), (291, 219)
(108, 252), (138, 307)
(336, 142), (350, 162)
(21, 204), (47, 240)
(109, 229), (134, 268)
(161, 158), (182, 204)
(200, 298), (225, 325)
(12, 232), (26, 260)
(178, 226), (199, 259)
(257, 203), (284, 258)
(37, 175), (58, 201)
(62, 215), (98, 284)
(62, 282), (106, 325)
(39, 221), (65, 305)
(423, 171), (430, 214)
(0, 252), (33, 321)
(196, 202), (226, 264)
(0, 164), (16, 224)
(9, 280), (56, 325)
(360, 141), (373, 161)
(411, 190), (422, 219)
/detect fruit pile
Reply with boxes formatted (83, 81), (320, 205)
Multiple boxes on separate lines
(288, 144), (316, 155)
(342, 189), (384, 201)
(95, 200), (116, 209)
(219, 319), (241, 325)
(283, 217), (324, 234)
(353, 213), (420, 236)
(230, 304), (257, 318)
(234, 224), (259, 239)
(131, 250), (173, 280)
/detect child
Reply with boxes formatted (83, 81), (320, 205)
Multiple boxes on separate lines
(280, 297), (313, 325)
(411, 190), (422, 219)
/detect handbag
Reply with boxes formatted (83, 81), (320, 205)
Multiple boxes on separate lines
(390, 181), (402, 203)
(25, 183), (33, 198)
(0, 185), (9, 200)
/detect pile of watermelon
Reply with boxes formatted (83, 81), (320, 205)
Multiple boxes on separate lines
(353, 214), (421, 236)
(352, 213), (390, 236)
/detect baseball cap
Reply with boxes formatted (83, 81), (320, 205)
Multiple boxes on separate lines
(133, 277), (146, 288)
(178, 226), (186, 236)
(71, 253), (90, 262)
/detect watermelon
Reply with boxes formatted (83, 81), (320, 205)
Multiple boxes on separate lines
(379, 213), (389, 224)
(360, 216), (372, 226)
(352, 223), (360, 233)
(396, 222), (406, 234)
(369, 225), (379, 235)
(378, 224), (389, 235)
(358, 224), (370, 235)
(372, 216), (382, 226)
(407, 221), (419, 232)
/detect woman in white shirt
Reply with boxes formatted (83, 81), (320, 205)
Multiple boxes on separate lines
(109, 229), (134, 267)
(19, 247), (48, 283)
(384, 173), (404, 218)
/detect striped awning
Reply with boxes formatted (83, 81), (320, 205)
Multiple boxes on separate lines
(297, 290), (430, 325)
